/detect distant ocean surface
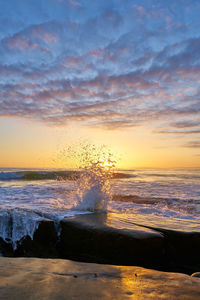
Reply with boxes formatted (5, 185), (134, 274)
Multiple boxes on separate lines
(0, 168), (200, 220)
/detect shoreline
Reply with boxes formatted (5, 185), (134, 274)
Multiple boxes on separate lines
(1, 212), (200, 275)
(0, 257), (200, 299)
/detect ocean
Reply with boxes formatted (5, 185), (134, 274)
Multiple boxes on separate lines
(0, 167), (200, 248)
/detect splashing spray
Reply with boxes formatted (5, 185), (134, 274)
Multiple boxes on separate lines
(70, 143), (116, 212)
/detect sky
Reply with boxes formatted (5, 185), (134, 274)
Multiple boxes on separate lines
(0, 0), (200, 169)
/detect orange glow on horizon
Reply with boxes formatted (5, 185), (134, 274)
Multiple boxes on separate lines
(0, 117), (200, 170)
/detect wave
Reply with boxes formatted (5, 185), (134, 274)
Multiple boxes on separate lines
(112, 194), (162, 204)
(136, 171), (200, 180)
(111, 194), (200, 218)
(112, 193), (200, 204)
(111, 172), (136, 179)
(0, 171), (78, 181)
(0, 170), (135, 181)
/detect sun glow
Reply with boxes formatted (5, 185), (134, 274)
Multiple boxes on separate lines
(99, 159), (115, 170)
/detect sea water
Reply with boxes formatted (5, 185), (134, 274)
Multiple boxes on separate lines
(0, 167), (200, 247)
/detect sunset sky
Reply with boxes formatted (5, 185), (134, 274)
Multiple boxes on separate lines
(0, 0), (200, 169)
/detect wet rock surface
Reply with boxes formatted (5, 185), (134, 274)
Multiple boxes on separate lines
(59, 213), (164, 269)
(112, 212), (200, 273)
(0, 211), (200, 274)
(14, 220), (58, 258)
(0, 237), (14, 256)
(0, 257), (200, 300)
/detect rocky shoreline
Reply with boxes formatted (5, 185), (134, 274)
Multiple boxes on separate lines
(0, 212), (200, 275)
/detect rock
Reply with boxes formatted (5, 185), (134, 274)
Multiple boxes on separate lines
(111, 212), (200, 269)
(0, 257), (200, 300)
(14, 219), (58, 258)
(0, 237), (14, 256)
(58, 213), (164, 268)
(1, 211), (200, 275)
(0, 208), (58, 258)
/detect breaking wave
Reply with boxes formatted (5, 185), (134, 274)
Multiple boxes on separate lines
(0, 170), (78, 181)
(0, 170), (133, 181)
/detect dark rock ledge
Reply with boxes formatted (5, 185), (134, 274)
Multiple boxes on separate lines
(58, 213), (164, 269)
(0, 212), (200, 274)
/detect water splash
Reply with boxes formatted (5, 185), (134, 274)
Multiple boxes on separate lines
(70, 143), (116, 212)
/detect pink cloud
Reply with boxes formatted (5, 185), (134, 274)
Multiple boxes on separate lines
(133, 5), (148, 16)
(63, 56), (82, 68)
(166, 16), (172, 24)
(89, 48), (106, 58)
(117, 47), (129, 55)
(6, 36), (38, 51)
(31, 27), (58, 44)
(69, 0), (81, 7)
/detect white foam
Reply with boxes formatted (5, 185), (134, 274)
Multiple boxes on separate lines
(0, 207), (93, 250)
(0, 209), (45, 250)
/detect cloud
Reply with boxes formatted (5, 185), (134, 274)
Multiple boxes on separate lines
(30, 26), (58, 44)
(69, 0), (81, 7)
(0, 0), (199, 144)
(170, 121), (200, 128)
(155, 130), (200, 135)
(136, 6), (148, 16)
(182, 141), (200, 148)
(5, 35), (39, 51)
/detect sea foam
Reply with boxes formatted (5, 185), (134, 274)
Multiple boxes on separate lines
(0, 209), (44, 249)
